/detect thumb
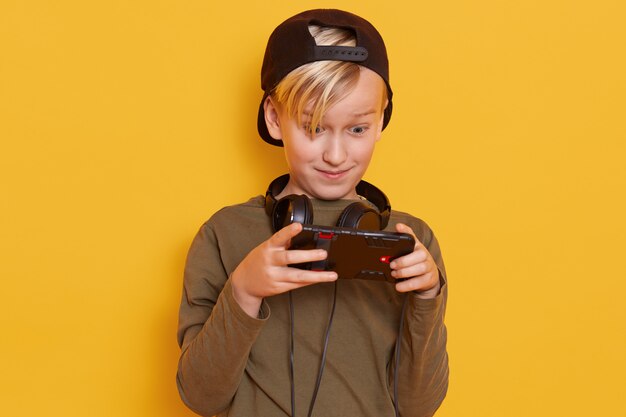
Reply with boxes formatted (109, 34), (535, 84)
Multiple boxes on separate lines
(395, 222), (414, 236)
(270, 222), (303, 248)
(395, 222), (422, 249)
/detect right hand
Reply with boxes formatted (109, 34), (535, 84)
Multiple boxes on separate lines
(230, 222), (338, 317)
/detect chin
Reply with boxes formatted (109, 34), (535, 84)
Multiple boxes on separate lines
(311, 185), (356, 201)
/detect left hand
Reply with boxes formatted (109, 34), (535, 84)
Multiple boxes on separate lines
(390, 223), (441, 299)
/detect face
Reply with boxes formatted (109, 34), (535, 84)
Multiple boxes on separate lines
(265, 67), (387, 201)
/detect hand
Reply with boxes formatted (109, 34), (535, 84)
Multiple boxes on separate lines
(230, 222), (338, 317)
(390, 223), (441, 299)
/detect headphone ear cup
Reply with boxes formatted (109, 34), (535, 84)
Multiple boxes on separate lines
(272, 195), (313, 231)
(336, 202), (381, 230)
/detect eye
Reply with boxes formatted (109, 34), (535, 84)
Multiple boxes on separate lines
(350, 126), (368, 135)
(303, 124), (325, 136)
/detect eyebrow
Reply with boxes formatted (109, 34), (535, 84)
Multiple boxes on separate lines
(351, 109), (377, 117)
(302, 109), (377, 118)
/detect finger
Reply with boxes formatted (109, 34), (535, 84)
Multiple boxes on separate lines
(390, 248), (428, 269)
(391, 261), (431, 279)
(275, 248), (328, 266)
(395, 223), (425, 250)
(269, 222), (303, 248)
(269, 268), (338, 294)
(394, 274), (435, 293)
(283, 268), (338, 284)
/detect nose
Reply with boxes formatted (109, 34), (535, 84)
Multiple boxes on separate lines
(322, 135), (348, 166)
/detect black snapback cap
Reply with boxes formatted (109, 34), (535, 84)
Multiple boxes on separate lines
(257, 9), (393, 147)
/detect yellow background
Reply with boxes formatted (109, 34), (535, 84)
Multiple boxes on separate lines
(1, 0), (625, 416)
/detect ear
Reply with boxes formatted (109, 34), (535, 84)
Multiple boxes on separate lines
(263, 96), (283, 141)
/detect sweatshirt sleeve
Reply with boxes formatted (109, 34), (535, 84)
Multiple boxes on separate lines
(391, 220), (449, 417)
(176, 222), (269, 416)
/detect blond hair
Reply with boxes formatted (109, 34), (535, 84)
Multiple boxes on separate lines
(270, 25), (387, 135)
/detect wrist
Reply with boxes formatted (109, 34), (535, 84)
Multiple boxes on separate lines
(413, 279), (441, 300)
(230, 273), (263, 318)
(413, 268), (444, 299)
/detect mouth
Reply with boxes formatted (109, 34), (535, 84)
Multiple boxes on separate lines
(316, 168), (351, 179)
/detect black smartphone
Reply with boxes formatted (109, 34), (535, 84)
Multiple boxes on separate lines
(288, 224), (415, 283)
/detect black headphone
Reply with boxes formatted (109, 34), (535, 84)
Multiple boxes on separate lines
(265, 174), (391, 232)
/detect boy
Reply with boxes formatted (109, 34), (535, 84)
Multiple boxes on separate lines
(177, 9), (448, 417)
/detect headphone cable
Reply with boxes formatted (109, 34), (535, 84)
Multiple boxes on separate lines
(289, 291), (296, 417)
(289, 281), (339, 417)
(393, 293), (409, 417)
(307, 281), (338, 417)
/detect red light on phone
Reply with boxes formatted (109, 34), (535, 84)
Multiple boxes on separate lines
(379, 255), (391, 264)
(318, 232), (334, 239)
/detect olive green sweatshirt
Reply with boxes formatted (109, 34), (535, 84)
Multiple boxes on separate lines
(177, 196), (448, 417)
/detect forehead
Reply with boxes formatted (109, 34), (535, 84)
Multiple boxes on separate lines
(304, 67), (386, 115)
